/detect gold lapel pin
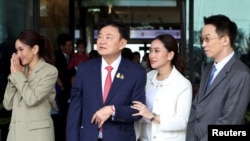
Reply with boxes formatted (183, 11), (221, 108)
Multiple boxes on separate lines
(116, 73), (121, 78)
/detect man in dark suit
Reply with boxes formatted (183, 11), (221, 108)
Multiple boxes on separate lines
(186, 14), (250, 141)
(54, 33), (74, 141)
(55, 33), (74, 103)
(66, 21), (146, 141)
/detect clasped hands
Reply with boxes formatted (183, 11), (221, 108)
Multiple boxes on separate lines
(10, 53), (24, 73)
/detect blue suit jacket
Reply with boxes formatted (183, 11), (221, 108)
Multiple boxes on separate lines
(66, 57), (146, 141)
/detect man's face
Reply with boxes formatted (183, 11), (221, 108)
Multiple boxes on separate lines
(96, 25), (126, 59)
(61, 40), (73, 55)
(201, 24), (225, 61)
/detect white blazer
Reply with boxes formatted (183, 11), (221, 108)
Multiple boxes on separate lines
(135, 67), (192, 141)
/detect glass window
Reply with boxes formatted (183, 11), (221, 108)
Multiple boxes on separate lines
(188, 0), (250, 88)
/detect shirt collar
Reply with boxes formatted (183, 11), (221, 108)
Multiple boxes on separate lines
(101, 54), (121, 71)
(214, 51), (234, 71)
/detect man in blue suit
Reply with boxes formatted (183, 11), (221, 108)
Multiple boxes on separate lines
(186, 15), (250, 141)
(66, 21), (146, 141)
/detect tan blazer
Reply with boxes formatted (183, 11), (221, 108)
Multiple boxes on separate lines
(3, 59), (58, 141)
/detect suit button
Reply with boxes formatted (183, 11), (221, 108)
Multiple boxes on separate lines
(80, 125), (84, 128)
(153, 136), (156, 139)
(196, 118), (199, 123)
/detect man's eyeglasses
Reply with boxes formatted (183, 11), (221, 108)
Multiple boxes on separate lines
(199, 36), (222, 43)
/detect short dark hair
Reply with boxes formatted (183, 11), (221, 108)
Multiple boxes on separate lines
(98, 21), (129, 40)
(204, 14), (237, 47)
(57, 33), (73, 46)
(121, 48), (133, 60)
(132, 51), (140, 57)
(76, 39), (87, 47)
(88, 50), (100, 59)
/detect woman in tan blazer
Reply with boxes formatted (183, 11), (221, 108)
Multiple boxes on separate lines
(3, 29), (58, 141)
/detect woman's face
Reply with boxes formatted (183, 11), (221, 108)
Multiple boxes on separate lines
(149, 39), (173, 70)
(15, 39), (37, 66)
(77, 43), (86, 53)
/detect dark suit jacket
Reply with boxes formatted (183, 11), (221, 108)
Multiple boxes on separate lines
(66, 57), (146, 141)
(54, 50), (74, 102)
(186, 55), (250, 141)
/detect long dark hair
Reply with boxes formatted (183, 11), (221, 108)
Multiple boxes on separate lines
(153, 34), (185, 75)
(17, 29), (55, 65)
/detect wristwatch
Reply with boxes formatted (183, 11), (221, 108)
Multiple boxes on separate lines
(150, 113), (156, 121)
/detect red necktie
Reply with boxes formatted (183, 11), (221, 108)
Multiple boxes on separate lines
(103, 66), (113, 102)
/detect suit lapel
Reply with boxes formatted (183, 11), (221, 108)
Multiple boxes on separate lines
(104, 58), (129, 104)
(28, 59), (45, 81)
(197, 63), (213, 100)
(93, 58), (104, 104)
(200, 56), (236, 100)
(18, 59), (45, 102)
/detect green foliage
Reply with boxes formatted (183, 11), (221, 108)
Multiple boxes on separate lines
(245, 110), (250, 124)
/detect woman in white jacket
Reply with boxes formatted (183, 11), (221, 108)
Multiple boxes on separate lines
(131, 34), (192, 141)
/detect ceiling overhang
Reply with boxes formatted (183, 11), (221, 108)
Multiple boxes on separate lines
(81, 0), (176, 7)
